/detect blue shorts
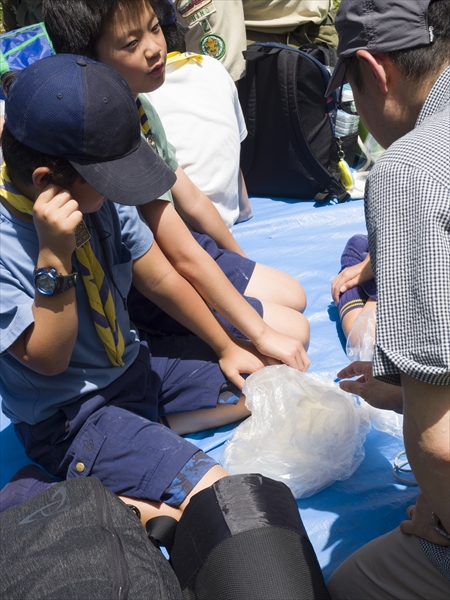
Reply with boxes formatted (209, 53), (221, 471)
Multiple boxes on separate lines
(127, 231), (263, 339)
(14, 334), (224, 507)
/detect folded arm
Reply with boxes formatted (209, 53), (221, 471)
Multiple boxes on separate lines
(7, 184), (80, 375)
(132, 239), (267, 388)
(140, 200), (309, 371)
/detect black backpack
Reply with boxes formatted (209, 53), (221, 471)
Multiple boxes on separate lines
(239, 42), (356, 202)
(0, 475), (182, 599)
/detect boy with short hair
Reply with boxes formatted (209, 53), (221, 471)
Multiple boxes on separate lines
(0, 53), (330, 599)
(42, 0), (311, 372)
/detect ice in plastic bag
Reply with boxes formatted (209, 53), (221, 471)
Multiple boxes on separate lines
(223, 365), (371, 499)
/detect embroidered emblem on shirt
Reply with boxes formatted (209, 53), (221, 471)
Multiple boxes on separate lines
(199, 33), (226, 60)
(176, 0), (213, 19)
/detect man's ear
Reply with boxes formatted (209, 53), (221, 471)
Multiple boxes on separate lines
(31, 166), (53, 190)
(356, 50), (391, 95)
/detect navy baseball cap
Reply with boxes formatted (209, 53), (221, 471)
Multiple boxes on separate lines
(326, 0), (435, 96)
(5, 53), (176, 205)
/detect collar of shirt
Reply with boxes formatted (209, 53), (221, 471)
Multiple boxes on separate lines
(416, 66), (450, 128)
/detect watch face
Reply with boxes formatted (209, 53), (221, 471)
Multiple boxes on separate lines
(36, 272), (57, 294)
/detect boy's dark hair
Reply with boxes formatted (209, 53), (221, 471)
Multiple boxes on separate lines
(152, 0), (187, 54)
(1, 71), (80, 187)
(348, 0), (450, 90)
(43, 0), (180, 58)
(161, 21), (187, 54)
(42, 0), (114, 58)
(2, 125), (81, 187)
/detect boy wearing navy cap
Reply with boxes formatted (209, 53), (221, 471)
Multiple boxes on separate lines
(0, 54), (330, 598)
(327, 1), (450, 597)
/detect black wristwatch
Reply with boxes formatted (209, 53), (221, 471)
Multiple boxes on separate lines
(34, 267), (78, 296)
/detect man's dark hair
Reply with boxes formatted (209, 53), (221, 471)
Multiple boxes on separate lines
(1, 71), (80, 187)
(43, 0), (176, 58)
(347, 0), (450, 90)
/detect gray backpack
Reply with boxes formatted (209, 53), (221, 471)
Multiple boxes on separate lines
(0, 476), (182, 599)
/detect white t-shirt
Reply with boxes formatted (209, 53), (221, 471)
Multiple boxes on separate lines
(147, 54), (247, 229)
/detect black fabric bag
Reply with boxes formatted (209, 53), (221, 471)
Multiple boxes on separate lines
(239, 42), (354, 202)
(0, 475), (182, 600)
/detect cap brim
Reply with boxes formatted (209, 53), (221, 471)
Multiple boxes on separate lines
(69, 135), (176, 206)
(325, 58), (348, 97)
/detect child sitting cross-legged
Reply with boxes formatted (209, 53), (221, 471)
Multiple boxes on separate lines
(0, 53), (330, 600)
(42, 0), (311, 372)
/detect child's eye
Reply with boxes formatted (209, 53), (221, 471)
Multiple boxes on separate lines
(125, 39), (139, 49)
(151, 21), (161, 33)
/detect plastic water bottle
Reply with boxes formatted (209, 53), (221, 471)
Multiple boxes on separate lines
(335, 86), (359, 137)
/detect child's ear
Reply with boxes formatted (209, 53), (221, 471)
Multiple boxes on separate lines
(31, 167), (53, 190)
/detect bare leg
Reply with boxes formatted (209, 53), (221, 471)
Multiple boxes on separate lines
(119, 464), (229, 525)
(245, 263), (307, 312)
(261, 300), (310, 349)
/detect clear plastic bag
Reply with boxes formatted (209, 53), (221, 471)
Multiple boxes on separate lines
(346, 308), (376, 362)
(359, 399), (404, 440)
(223, 365), (371, 499)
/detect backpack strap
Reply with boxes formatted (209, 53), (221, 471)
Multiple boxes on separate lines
(239, 44), (265, 178)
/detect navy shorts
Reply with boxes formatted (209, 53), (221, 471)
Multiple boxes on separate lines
(14, 335), (224, 506)
(338, 234), (377, 320)
(127, 231), (263, 339)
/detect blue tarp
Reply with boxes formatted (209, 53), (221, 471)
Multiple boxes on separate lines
(0, 194), (417, 579)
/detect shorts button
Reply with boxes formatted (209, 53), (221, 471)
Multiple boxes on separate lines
(75, 462), (85, 473)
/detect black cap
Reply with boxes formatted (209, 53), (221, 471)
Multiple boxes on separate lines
(5, 54), (176, 205)
(325, 0), (434, 96)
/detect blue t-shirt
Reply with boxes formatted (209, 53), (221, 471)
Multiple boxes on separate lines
(0, 200), (153, 424)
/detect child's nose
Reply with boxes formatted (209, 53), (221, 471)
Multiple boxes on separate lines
(144, 37), (161, 60)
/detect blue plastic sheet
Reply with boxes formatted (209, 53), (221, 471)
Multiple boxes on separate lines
(0, 195), (417, 579)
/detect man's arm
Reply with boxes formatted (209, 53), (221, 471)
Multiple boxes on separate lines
(140, 199), (310, 371)
(7, 184), (80, 375)
(171, 166), (246, 256)
(401, 374), (450, 537)
(132, 239), (267, 388)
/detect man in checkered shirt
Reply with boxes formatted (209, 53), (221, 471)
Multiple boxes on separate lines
(325, 0), (450, 598)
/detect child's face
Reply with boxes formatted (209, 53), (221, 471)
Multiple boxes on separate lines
(96, 0), (167, 96)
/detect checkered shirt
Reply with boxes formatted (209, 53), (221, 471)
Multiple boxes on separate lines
(365, 67), (450, 386)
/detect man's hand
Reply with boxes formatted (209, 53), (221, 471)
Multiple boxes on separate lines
(338, 361), (403, 413)
(332, 255), (373, 305)
(401, 493), (450, 546)
(217, 338), (268, 389)
(33, 183), (82, 266)
(254, 329), (310, 373)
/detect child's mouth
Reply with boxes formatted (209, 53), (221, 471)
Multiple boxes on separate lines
(150, 63), (164, 77)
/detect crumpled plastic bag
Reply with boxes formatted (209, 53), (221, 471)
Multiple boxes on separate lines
(223, 365), (371, 499)
(359, 399), (403, 440)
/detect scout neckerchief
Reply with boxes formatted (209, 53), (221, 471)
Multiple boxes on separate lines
(136, 52), (203, 151)
(136, 97), (158, 151)
(0, 163), (125, 367)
